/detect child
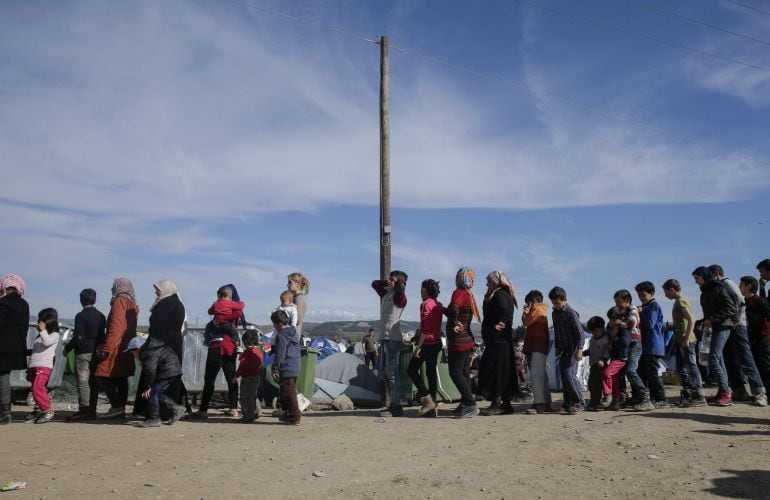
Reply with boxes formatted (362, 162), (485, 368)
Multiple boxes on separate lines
(584, 316), (610, 411)
(205, 285), (245, 346)
(126, 336), (185, 428)
(271, 310), (301, 425)
(26, 308), (61, 424)
(741, 276), (770, 391)
(613, 290), (643, 407)
(64, 288), (106, 421)
(548, 286), (585, 414)
(634, 281), (667, 411)
(406, 279), (443, 417)
(663, 279), (706, 407)
(232, 330), (264, 423)
(274, 290), (298, 328)
(522, 290), (551, 414)
(602, 307), (630, 410)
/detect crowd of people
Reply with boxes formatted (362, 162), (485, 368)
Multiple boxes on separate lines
(372, 259), (770, 418)
(1, 258), (769, 426)
(0, 272), (311, 426)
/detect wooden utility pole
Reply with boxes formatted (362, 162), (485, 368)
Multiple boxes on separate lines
(379, 35), (391, 280)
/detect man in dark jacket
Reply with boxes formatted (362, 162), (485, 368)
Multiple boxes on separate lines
(692, 266), (765, 407)
(64, 289), (107, 421)
(126, 336), (184, 427)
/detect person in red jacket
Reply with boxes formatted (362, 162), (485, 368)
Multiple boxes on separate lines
(232, 329), (263, 423)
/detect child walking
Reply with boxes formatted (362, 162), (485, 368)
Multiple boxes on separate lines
(233, 330), (264, 422)
(613, 290), (643, 408)
(271, 310), (301, 425)
(126, 336), (185, 428)
(549, 287), (585, 414)
(663, 279), (706, 407)
(522, 290), (551, 414)
(634, 281), (668, 411)
(585, 317), (610, 411)
(27, 308), (61, 424)
(602, 308), (630, 410)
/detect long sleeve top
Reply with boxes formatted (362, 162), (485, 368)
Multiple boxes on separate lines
(552, 304), (583, 353)
(522, 302), (550, 355)
(444, 289), (476, 352)
(209, 299), (246, 326)
(481, 289), (514, 345)
(272, 325), (300, 377)
(419, 298), (443, 346)
(235, 347), (264, 378)
(29, 329), (60, 369)
(639, 299), (665, 356)
(66, 307), (106, 355)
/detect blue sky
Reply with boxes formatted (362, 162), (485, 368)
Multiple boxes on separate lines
(1, 0), (768, 326)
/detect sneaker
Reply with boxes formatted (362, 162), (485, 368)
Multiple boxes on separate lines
(66, 409), (95, 422)
(683, 395), (707, 407)
(25, 410), (41, 422)
(567, 404), (584, 415)
(135, 418), (161, 428)
(457, 404), (480, 418)
(753, 393), (768, 407)
(34, 409), (55, 424)
(599, 394), (612, 409)
(379, 406), (404, 418)
(97, 407), (126, 420)
(535, 403), (553, 414)
(451, 404), (463, 416)
(167, 404), (186, 424)
(652, 400), (671, 409)
(479, 405), (503, 416)
(710, 390), (733, 407)
(585, 403), (600, 412)
(606, 399), (621, 411)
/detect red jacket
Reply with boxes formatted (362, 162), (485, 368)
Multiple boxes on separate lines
(235, 347), (263, 378)
(208, 300), (245, 326)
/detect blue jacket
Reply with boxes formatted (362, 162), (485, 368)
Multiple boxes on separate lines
(640, 299), (665, 356)
(272, 325), (300, 377)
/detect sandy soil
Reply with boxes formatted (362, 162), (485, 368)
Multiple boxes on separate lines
(2, 390), (770, 499)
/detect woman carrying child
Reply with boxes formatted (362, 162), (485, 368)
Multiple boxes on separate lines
(407, 279), (443, 417)
(287, 272), (310, 337)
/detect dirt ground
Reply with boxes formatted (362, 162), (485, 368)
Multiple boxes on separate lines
(2, 389), (770, 499)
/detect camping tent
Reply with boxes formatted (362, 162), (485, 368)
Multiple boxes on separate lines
(312, 353), (381, 407)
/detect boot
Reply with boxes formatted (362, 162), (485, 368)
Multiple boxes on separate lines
(621, 389), (640, 408)
(633, 391), (655, 412)
(415, 395), (436, 417)
(683, 391), (707, 407)
(167, 404), (186, 425)
(0, 404), (11, 425)
(136, 407), (161, 427)
(677, 390), (692, 408)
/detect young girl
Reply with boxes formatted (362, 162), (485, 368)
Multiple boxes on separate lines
(287, 272), (310, 336)
(613, 290), (643, 407)
(27, 308), (60, 424)
(407, 279), (443, 417)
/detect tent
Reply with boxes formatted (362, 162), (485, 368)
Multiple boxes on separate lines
(312, 353), (381, 407)
(309, 337), (343, 361)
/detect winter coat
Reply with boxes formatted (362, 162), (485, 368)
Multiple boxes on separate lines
(0, 292), (30, 372)
(66, 307), (106, 355)
(481, 289), (514, 345)
(95, 295), (138, 378)
(272, 325), (300, 378)
(147, 294), (186, 362)
(699, 280), (738, 329)
(139, 337), (182, 386)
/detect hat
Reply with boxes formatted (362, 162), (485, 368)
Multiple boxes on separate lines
(124, 336), (146, 352)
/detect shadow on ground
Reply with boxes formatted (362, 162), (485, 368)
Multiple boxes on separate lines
(705, 469), (770, 498)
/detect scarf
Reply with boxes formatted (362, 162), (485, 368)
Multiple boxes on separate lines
(111, 277), (136, 304)
(485, 271), (519, 309)
(151, 279), (178, 311)
(692, 266), (715, 291)
(0, 273), (26, 297)
(456, 267), (481, 323)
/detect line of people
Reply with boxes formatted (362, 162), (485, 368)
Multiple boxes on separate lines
(373, 259), (770, 417)
(0, 272), (311, 426)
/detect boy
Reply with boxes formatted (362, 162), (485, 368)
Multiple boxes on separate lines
(205, 285), (244, 347)
(522, 290), (551, 414)
(740, 276), (770, 391)
(64, 288), (106, 421)
(232, 329), (264, 423)
(548, 286), (585, 414)
(757, 259), (770, 299)
(126, 336), (185, 428)
(634, 281), (668, 411)
(584, 316), (610, 411)
(603, 308), (630, 410)
(271, 310), (301, 425)
(662, 279), (706, 407)
(612, 290), (642, 408)
(372, 270), (408, 417)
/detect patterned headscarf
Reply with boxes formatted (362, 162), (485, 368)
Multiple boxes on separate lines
(456, 267), (481, 323)
(111, 277), (136, 303)
(485, 271), (519, 309)
(1, 274), (27, 298)
(151, 279), (178, 311)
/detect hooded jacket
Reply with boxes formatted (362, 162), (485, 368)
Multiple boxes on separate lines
(139, 337), (182, 386)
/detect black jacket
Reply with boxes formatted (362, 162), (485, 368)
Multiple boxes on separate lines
(699, 280), (737, 329)
(147, 294), (185, 362)
(66, 307), (107, 355)
(0, 293), (30, 353)
(481, 289), (514, 344)
(139, 337), (182, 386)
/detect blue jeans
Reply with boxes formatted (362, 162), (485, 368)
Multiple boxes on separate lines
(558, 350), (584, 408)
(728, 325), (766, 395)
(709, 328), (732, 392)
(625, 341), (645, 392)
(750, 336), (770, 390)
(148, 378), (173, 417)
(675, 342), (703, 393)
(380, 340), (402, 407)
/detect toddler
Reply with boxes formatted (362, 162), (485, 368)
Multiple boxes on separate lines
(584, 316), (609, 411)
(27, 308), (61, 424)
(205, 285), (245, 346)
(233, 330), (264, 422)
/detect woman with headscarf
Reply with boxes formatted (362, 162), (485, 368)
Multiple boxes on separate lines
(95, 277), (139, 419)
(0, 274), (30, 424)
(477, 271), (519, 416)
(132, 279), (187, 419)
(444, 267), (481, 418)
